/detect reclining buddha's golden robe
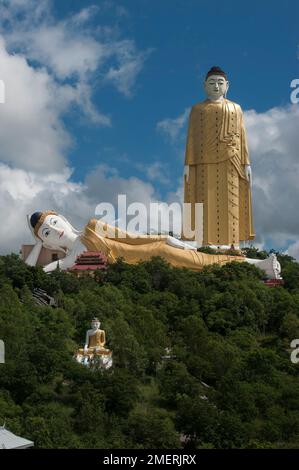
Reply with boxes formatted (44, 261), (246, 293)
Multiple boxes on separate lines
(80, 219), (245, 272)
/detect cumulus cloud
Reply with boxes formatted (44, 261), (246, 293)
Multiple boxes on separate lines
(0, 0), (149, 98)
(0, 0), (150, 174)
(69, 5), (101, 26)
(286, 240), (299, 260)
(7, 20), (107, 82)
(0, 37), (74, 172)
(156, 108), (190, 143)
(104, 39), (150, 97)
(84, 164), (182, 235)
(244, 105), (299, 249)
(0, 0), (155, 253)
(136, 162), (171, 186)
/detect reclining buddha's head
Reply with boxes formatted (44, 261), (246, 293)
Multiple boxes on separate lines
(30, 211), (79, 250)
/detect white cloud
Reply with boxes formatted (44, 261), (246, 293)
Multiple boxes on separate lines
(0, 0), (50, 26)
(69, 5), (100, 26)
(0, 0), (149, 99)
(83, 164), (183, 235)
(136, 162), (171, 186)
(244, 105), (299, 248)
(0, 37), (74, 172)
(156, 108), (190, 143)
(286, 240), (299, 260)
(0, 0), (156, 253)
(84, 164), (157, 208)
(104, 40), (150, 97)
(19, 26), (105, 80)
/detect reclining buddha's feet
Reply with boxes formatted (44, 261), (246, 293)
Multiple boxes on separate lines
(247, 253), (282, 280)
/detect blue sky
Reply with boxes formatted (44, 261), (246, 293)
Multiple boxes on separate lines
(0, 0), (298, 256)
(57, 0), (299, 186)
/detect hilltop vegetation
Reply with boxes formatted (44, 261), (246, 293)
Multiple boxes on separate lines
(0, 252), (299, 448)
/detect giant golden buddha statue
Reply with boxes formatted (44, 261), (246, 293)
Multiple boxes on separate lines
(24, 210), (281, 279)
(183, 66), (255, 249)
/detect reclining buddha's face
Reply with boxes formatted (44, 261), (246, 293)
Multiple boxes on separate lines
(37, 214), (76, 249)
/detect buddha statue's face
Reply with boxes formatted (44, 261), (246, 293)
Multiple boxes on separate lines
(204, 74), (229, 100)
(91, 320), (100, 330)
(37, 214), (76, 249)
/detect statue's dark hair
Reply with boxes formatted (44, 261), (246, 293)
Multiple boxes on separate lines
(205, 66), (227, 81)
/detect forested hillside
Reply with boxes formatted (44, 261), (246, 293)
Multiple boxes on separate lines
(0, 252), (299, 449)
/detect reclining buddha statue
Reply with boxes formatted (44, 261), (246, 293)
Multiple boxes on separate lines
(24, 210), (282, 280)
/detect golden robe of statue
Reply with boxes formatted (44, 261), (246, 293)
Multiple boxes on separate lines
(80, 219), (246, 272)
(78, 328), (112, 357)
(184, 98), (255, 246)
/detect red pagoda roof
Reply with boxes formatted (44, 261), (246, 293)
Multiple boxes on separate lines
(262, 278), (284, 287)
(70, 264), (106, 271)
(68, 251), (107, 272)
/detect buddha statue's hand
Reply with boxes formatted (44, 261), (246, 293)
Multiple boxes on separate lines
(34, 238), (43, 247)
(184, 165), (190, 183)
(245, 165), (252, 188)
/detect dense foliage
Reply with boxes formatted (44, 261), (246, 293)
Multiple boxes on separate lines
(0, 251), (299, 449)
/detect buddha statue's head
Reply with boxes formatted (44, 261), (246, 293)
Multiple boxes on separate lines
(204, 66), (229, 101)
(30, 211), (79, 251)
(91, 317), (101, 330)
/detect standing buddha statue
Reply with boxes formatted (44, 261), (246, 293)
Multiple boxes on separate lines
(183, 66), (255, 249)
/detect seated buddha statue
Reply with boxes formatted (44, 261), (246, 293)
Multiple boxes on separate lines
(78, 317), (112, 357)
(24, 210), (282, 280)
(75, 318), (112, 369)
